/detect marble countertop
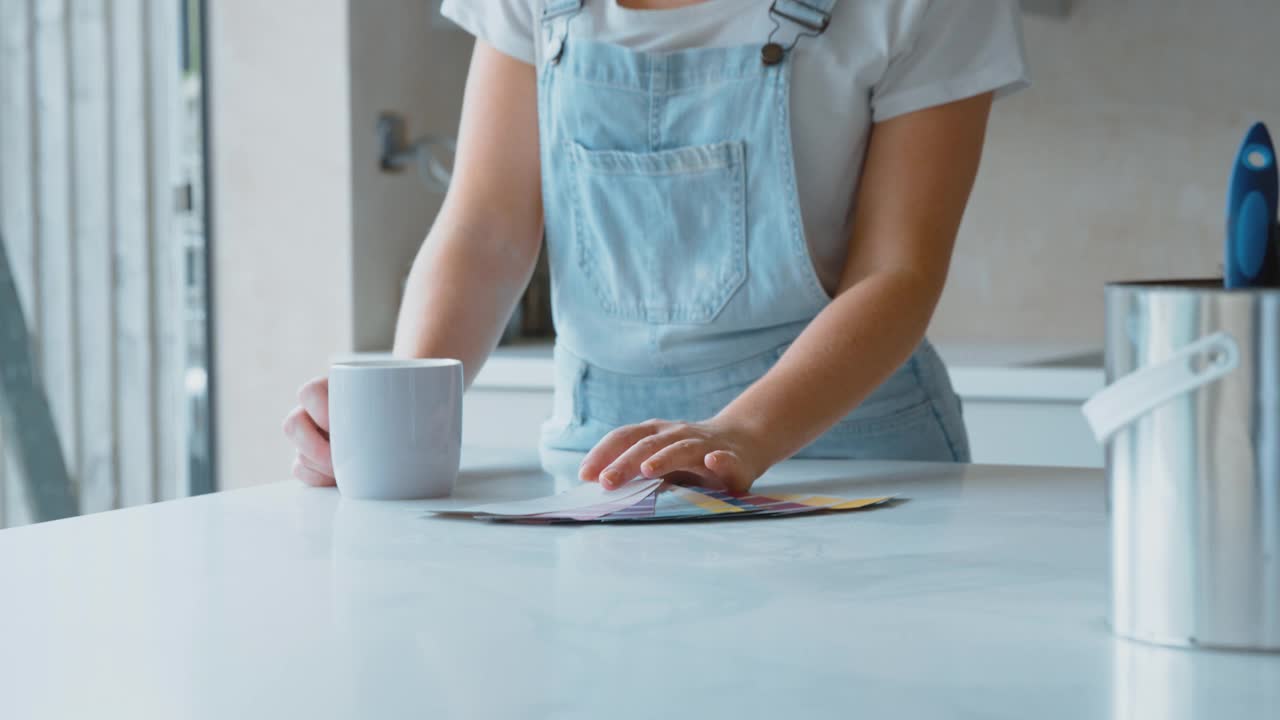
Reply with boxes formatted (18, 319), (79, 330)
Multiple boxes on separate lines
(2, 448), (1275, 719)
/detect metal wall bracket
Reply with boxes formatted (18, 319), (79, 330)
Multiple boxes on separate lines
(377, 112), (455, 193)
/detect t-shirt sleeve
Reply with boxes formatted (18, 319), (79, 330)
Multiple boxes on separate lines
(441, 0), (538, 65)
(871, 0), (1030, 122)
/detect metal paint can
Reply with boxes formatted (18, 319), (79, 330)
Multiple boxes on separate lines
(1084, 279), (1280, 652)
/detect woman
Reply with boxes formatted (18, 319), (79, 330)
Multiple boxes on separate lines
(284, 0), (1029, 493)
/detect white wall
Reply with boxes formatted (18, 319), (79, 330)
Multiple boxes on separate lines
(931, 0), (1280, 343)
(209, 2), (471, 488)
(209, 0), (354, 489)
(348, 1), (471, 351)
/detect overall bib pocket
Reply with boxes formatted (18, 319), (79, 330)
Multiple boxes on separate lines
(566, 140), (747, 324)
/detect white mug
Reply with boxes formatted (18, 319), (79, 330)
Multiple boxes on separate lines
(329, 359), (463, 500)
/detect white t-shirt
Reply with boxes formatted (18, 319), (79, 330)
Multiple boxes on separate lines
(442, 0), (1030, 293)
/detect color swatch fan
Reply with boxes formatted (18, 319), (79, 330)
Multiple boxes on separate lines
(432, 479), (893, 524)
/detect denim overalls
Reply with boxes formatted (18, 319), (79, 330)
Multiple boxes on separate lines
(536, 0), (970, 463)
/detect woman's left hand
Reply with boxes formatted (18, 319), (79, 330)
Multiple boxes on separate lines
(578, 418), (770, 494)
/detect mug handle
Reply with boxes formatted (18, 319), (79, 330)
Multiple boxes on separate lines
(1082, 332), (1240, 443)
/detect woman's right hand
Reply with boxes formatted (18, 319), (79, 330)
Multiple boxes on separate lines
(283, 376), (336, 487)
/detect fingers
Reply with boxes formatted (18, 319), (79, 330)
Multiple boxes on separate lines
(705, 450), (749, 491)
(599, 430), (686, 489)
(581, 421), (758, 493)
(579, 421), (662, 483)
(286, 375), (334, 488)
(283, 406), (334, 476)
(297, 376), (331, 433)
(296, 450), (333, 479)
(639, 438), (708, 479)
(293, 457), (336, 487)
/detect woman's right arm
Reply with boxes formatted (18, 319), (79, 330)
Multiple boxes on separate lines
(392, 40), (544, 381)
(284, 41), (543, 487)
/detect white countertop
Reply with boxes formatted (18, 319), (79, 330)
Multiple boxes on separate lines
(2, 449), (1276, 719)
(468, 340), (1105, 401)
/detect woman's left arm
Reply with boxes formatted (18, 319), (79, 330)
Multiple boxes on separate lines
(581, 92), (995, 491)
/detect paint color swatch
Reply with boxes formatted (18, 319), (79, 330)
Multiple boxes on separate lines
(433, 479), (893, 525)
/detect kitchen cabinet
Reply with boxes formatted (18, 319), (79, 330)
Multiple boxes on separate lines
(963, 399), (1102, 468)
(465, 342), (1106, 468)
(463, 390), (553, 449)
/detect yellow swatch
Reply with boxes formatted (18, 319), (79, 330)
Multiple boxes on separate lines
(827, 496), (893, 511)
(768, 494), (894, 511)
(670, 485), (746, 514)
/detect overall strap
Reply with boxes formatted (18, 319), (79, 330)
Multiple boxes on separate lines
(771, 0), (839, 33)
(762, 0), (839, 65)
(542, 0), (585, 20)
(541, 0), (586, 65)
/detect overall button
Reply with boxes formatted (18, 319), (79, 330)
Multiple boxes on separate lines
(760, 42), (785, 66)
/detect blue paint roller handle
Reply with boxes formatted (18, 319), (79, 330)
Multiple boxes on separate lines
(1225, 124), (1280, 288)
